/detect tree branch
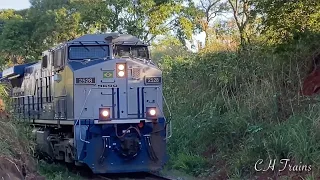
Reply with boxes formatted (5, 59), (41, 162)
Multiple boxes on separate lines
(147, 34), (157, 43)
(143, 31), (150, 41)
(201, 0), (221, 23)
(200, 0), (206, 10)
(228, 0), (241, 30)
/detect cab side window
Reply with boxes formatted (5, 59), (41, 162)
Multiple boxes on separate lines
(53, 47), (65, 70)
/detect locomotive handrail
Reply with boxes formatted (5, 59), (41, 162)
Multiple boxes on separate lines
(163, 94), (172, 119)
(135, 86), (172, 141)
(76, 88), (94, 144)
(53, 95), (67, 98)
(140, 86), (172, 141)
(76, 87), (116, 143)
(12, 95), (34, 98)
(163, 94), (172, 140)
(156, 90), (172, 141)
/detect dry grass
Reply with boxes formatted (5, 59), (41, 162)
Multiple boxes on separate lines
(162, 35), (320, 178)
(0, 115), (44, 179)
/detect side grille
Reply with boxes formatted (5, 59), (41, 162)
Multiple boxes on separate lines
(132, 67), (141, 79)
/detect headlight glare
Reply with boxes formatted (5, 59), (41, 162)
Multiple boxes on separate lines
(149, 109), (156, 116)
(146, 107), (157, 118)
(118, 64), (125, 70)
(101, 110), (109, 117)
(116, 63), (126, 78)
(118, 71), (125, 77)
(99, 108), (111, 120)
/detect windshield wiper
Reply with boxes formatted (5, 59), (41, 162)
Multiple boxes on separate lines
(79, 42), (90, 52)
(95, 41), (106, 51)
(69, 56), (112, 63)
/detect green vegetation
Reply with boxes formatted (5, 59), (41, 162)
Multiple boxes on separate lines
(163, 47), (320, 178)
(161, 12), (320, 180)
(0, 0), (320, 179)
(0, 103), (39, 178)
(38, 161), (83, 180)
(158, 1), (320, 178)
(0, 0), (201, 66)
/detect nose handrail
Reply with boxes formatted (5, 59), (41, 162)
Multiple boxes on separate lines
(163, 94), (172, 140)
(77, 87), (118, 143)
(143, 86), (172, 141)
(76, 88), (93, 144)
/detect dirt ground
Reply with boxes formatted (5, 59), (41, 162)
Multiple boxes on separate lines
(0, 156), (45, 180)
(0, 101), (45, 180)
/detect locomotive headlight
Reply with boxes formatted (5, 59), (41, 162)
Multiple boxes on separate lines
(118, 71), (125, 77)
(99, 108), (111, 120)
(118, 64), (125, 71)
(146, 107), (157, 118)
(116, 63), (126, 78)
(149, 109), (156, 116)
(101, 110), (109, 117)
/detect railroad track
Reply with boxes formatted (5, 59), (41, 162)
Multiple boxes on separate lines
(95, 172), (175, 180)
(50, 161), (175, 180)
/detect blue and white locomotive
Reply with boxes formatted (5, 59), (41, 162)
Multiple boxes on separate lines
(1, 33), (171, 173)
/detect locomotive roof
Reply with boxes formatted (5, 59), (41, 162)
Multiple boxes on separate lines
(1, 62), (36, 79)
(67, 33), (147, 45)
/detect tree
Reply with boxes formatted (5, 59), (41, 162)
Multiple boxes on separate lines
(254, 0), (320, 44)
(198, 0), (228, 45)
(0, 19), (35, 64)
(27, 0), (75, 51)
(123, 0), (184, 42)
(0, 0), (204, 66)
(29, 0), (69, 11)
(0, 9), (23, 33)
(102, 0), (130, 32)
(28, 0), (84, 49)
(227, 0), (255, 47)
(69, 0), (114, 33)
(0, 10), (33, 65)
(171, 0), (203, 45)
(50, 8), (83, 42)
(151, 35), (188, 61)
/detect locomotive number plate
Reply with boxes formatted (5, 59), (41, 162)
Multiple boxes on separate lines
(75, 77), (96, 84)
(145, 77), (162, 84)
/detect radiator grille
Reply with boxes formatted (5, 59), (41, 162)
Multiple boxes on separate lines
(132, 67), (141, 79)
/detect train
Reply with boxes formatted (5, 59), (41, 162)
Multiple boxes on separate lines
(0, 33), (172, 174)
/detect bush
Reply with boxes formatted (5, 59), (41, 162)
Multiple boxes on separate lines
(162, 35), (320, 178)
(38, 161), (83, 180)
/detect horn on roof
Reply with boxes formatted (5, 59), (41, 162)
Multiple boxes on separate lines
(105, 32), (121, 41)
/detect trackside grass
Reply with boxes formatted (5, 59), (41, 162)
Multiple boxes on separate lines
(161, 38), (320, 178)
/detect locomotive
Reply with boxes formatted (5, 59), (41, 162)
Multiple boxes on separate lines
(0, 33), (172, 173)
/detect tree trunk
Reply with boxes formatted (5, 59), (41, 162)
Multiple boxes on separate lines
(204, 29), (209, 47)
(240, 30), (245, 48)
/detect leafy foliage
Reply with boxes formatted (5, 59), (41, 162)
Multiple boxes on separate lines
(0, 0), (202, 66)
(163, 40), (320, 177)
(151, 35), (189, 62)
(255, 0), (320, 44)
(197, 0), (229, 45)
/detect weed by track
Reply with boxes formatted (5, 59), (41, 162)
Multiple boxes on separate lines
(161, 40), (320, 179)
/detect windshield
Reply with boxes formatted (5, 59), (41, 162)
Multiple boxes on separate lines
(68, 45), (109, 60)
(114, 45), (149, 59)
